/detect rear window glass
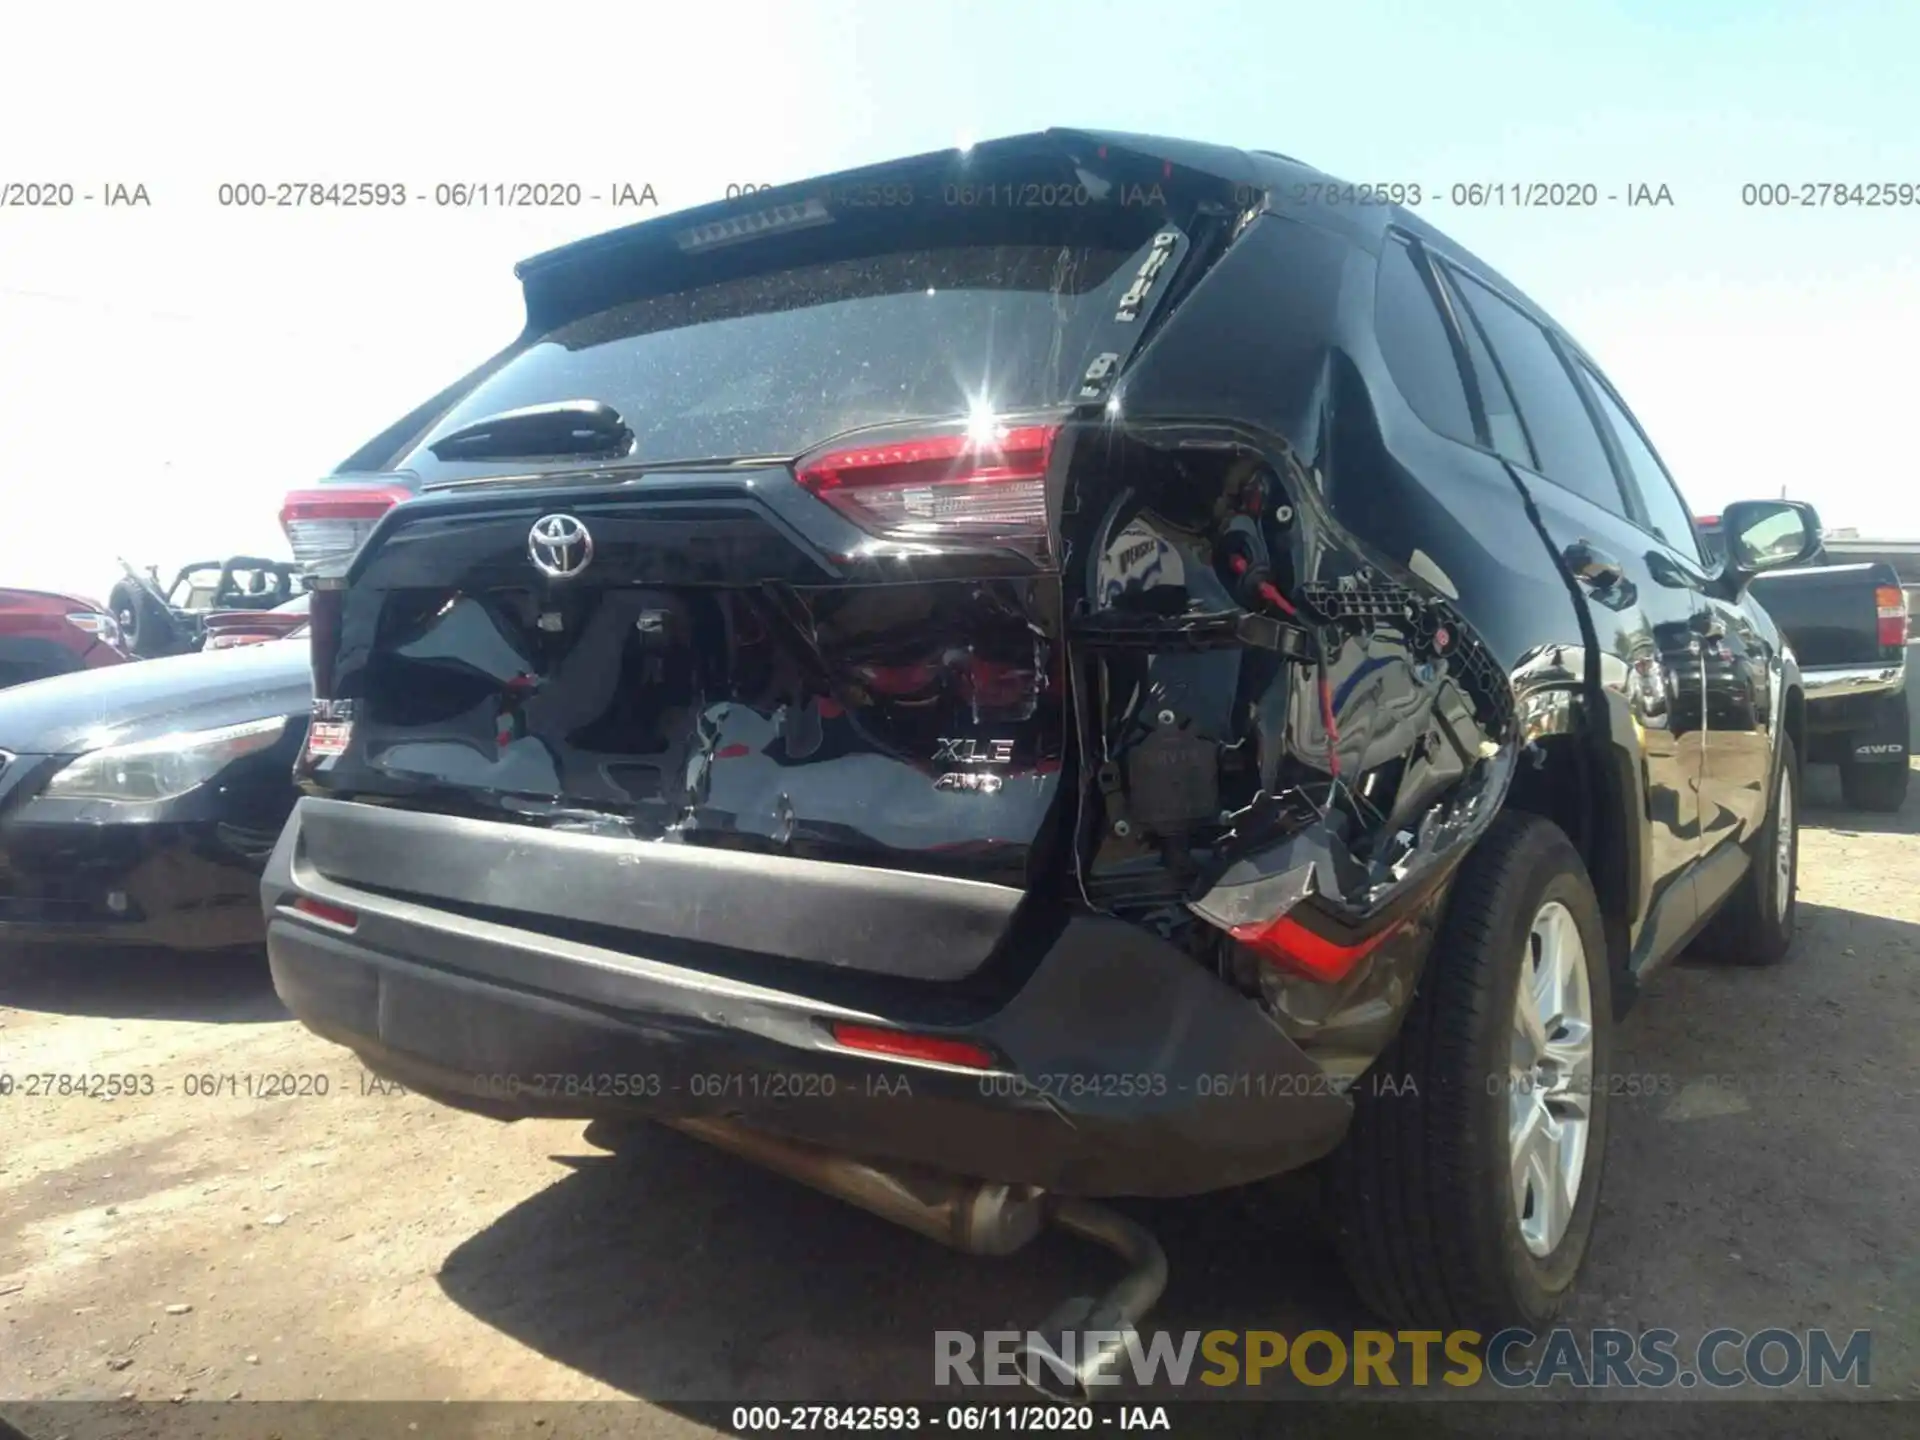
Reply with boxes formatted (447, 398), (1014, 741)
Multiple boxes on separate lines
(1375, 238), (1474, 443)
(398, 243), (1142, 473)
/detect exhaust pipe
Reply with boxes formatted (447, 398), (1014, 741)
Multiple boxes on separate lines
(667, 1117), (1168, 1398)
(665, 1116), (1049, 1255)
(1013, 1199), (1169, 1400)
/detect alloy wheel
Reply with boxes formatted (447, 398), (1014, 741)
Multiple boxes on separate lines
(1508, 900), (1594, 1258)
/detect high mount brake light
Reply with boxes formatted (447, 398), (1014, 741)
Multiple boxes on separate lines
(796, 422), (1060, 560)
(1876, 584), (1909, 648)
(280, 484), (413, 570)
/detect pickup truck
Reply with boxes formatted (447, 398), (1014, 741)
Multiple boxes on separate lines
(1697, 516), (1910, 811)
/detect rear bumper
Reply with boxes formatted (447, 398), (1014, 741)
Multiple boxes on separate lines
(262, 799), (1353, 1197)
(1801, 662), (1909, 764)
(1801, 660), (1905, 705)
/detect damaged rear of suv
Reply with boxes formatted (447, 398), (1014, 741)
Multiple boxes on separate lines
(265, 129), (1812, 1354)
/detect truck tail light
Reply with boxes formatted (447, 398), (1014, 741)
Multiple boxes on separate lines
(796, 419), (1061, 561)
(280, 484), (412, 571)
(1876, 585), (1909, 648)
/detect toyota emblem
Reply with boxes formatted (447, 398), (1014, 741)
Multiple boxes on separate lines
(528, 513), (593, 580)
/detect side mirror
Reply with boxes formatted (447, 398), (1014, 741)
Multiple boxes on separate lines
(1719, 499), (1821, 583)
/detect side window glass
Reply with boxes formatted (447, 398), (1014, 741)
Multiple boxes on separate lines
(1448, 270), (1629, 518)
(1375, 238), (1474, 443)
(1434, 269), (1532, 464)
(1578, 364), (1704, 560)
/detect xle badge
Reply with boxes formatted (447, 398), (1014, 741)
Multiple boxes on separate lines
(933, 738), (1015, 765)
(933, 736), (1014, 795)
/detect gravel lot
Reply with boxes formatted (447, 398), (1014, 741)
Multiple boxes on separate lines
(1, 762), (1915, 1436)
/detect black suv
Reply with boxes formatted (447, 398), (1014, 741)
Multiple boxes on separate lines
(265, 130), (1816, 1344)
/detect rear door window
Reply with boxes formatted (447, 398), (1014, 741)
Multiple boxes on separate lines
(1437, 270), (1532, 464)
(1446, 269), (1629, 518)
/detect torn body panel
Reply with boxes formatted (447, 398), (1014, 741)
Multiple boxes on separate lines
(1060, 421), (1521, 1062)
(316, 493), (1069, 899)
(1046, 209), (1597, 1060)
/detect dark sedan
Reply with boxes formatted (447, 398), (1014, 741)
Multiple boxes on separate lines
(0, 637), (309, 951)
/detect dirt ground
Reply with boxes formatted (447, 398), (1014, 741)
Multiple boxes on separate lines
(2, 763), (1916, 1437)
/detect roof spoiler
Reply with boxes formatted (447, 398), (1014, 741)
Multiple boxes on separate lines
(512, 128), (1264, 333)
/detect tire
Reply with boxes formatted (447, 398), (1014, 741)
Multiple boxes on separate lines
(1840, 755), (1909, 813)
(107, 579), (147, 655)
(1327, 811), (1613, 1332)
(1696, 734), (1800, 966)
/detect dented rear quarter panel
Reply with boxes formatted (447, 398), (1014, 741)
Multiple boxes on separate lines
(1119, 207), (1585, 694)
(1095, 196), (1608, 1057)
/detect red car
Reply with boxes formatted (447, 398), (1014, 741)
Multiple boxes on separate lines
(0, 589), (131, 690)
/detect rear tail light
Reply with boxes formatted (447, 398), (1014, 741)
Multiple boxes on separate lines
(279, 483), (412, 571)
(829, 1022), (997, 1071)
(1876, 584), (1909, 648)
(1229, 912), (1406, 985)
(796, 419), (1061, 560)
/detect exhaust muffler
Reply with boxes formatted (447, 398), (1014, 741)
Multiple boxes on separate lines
(667, 1117), (1167, 1397)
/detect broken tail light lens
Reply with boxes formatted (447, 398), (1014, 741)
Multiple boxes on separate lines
(1876, 585), (1909, 648)
(1230, 912), (1406, 985)
(796, 420), (1061, 561)
(280, 483), (413, 571)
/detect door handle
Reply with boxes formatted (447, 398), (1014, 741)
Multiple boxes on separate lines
(1563, 540), (1625, 590)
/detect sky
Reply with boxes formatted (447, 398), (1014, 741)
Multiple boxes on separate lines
(2, 0), (1917, 599)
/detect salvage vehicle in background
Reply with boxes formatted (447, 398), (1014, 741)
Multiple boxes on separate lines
(107, 556), (305, 660)
(0, 630), (309, 951)
(1697, 514), (1910, 811)
(263, 130), (1816, 1364)
(0, 588), (130, 690)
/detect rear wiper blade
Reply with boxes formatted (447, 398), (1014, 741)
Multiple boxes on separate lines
(427, 399), (634, 462)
